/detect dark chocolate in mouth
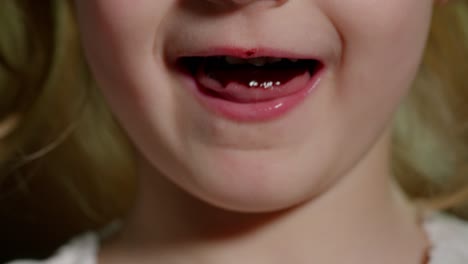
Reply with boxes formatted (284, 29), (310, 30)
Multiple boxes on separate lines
(177, 56), (323, 101)
(178, 56), (322, 83)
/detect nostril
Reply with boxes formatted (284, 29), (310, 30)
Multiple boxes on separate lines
(231, 0), (261, 4)
(205, 0), (288, 7)
(240, 0), (287, 5)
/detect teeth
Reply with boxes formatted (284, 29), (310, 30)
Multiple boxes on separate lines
(225, 56), (246, 65)
(268, 58), (282, 63)
(247, 57), (268, 66)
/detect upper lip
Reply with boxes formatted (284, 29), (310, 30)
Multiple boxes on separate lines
(167, 46), (324, 66)
(163, 9), (339, 68)
(171, 46), (324, 78)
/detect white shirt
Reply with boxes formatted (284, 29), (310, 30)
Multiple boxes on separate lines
(7, 212), (468, 264)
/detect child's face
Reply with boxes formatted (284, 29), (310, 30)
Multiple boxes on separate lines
(73, 0), (433, 212)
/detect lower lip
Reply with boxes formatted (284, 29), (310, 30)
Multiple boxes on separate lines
(180, 69), (324, 122)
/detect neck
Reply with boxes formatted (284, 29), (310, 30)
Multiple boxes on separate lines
(101, 131), (428, 264)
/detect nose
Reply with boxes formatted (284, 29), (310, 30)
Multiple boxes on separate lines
(230, 0), (286, 4)
(206, 0), (288, 8)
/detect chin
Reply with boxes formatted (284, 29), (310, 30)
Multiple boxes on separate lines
(166, 148), (331, 213)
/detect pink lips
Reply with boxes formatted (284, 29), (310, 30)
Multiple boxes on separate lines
(176, 48), (324, 122)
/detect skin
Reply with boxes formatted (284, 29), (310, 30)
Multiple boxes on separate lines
(72, 0), (445, 263)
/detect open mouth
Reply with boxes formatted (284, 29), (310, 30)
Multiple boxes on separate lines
(177, 56), (323, 103)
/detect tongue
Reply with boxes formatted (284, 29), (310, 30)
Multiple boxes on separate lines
(196, 62), (311, 103)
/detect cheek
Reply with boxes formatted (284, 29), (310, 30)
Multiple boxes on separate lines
(73, 0), (166, 31)
(73, 0), (170, 76)
(307, 0), (434, 176)
(325, 0), (434, 41)
(73, 0), (147, 41)
(73, 0), (174, 115)
(73, 0), (180, 152)
(328, 0), (433, 80)
(322, 0), (433, 117)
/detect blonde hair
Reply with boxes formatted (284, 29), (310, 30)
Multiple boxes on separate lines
(0, 0), (467, 259)
(393, 0), (468, 215)
(0, 0), (134, 259)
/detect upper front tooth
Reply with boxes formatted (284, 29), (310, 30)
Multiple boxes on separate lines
(248, 57), (267, 66)
(225, 56), (246, 65)
(268, 58), (282, 63)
